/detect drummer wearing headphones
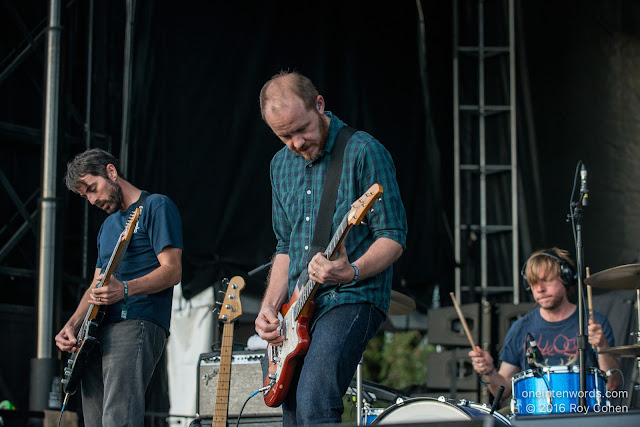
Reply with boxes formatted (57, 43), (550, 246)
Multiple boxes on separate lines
(468, 247), (621, 404)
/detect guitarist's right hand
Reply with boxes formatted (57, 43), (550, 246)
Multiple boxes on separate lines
(55, 324), (78, 353)
(255, 305), (285, 345)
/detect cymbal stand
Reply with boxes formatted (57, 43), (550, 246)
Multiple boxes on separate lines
(632, 288), (640, 407)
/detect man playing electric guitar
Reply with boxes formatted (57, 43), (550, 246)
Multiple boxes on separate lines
(55, 148), (183, 427)
(254, 71), (408, 425)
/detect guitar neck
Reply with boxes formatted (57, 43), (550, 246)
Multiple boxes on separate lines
(76, 233), (131, 341)
(212, 322), (234, 427)
(293, 215), (351, 320)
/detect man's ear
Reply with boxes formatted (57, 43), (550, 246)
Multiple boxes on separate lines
(106, 163), (117, 180)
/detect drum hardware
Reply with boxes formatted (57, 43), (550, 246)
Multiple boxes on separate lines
(355, 291), (415, 425)
(586, 263), (640, 406)
(489, 386), (505, 415)
(388, 290), (416, 316)
(370, 397), (511, 425)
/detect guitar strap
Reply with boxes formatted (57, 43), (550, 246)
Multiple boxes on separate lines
(137, 191), (150, 210)
(113, 191), (150, 276)
(308, 125), (356, 258)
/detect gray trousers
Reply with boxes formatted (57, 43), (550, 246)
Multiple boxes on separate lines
(81, 320), (167, 427)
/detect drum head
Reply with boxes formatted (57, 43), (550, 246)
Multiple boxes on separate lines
(372, 398), (471, 424)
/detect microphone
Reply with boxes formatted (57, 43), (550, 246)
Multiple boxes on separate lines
(580, 164), (588, 206)
(526, 332), (544, 368)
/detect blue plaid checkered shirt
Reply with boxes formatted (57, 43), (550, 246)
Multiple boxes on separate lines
(270, 112), (408, 324)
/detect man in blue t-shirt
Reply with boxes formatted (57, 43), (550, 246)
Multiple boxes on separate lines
(468, 248), (621, 403)
(55, 148), (183, 426)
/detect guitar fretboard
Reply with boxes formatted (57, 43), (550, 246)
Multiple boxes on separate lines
(212, 322), (234, 427)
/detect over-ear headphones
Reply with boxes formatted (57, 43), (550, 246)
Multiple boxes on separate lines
(520, 250), (576, 289)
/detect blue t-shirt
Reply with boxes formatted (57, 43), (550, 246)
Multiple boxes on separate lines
(500, 307), (614, 370)
(95, 191), (183, 335)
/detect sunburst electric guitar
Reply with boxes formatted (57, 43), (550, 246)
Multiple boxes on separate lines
(61, 207), (141, 395)
(212, 276), (245, 427)
(263, 183), (383, 407)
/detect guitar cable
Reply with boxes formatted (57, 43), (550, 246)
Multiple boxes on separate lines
(57, 393), (70, 427)
(235, 386), (270, 427)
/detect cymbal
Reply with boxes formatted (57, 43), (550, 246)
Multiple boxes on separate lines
(388, 290), (416, 316)
(598, 344), (640, 358)
(584, 264), (640, 290)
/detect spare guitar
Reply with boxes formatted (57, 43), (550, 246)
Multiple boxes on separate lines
(212, 276), (245, 427)
(263, 183), (383, 407)
(61, 207), (141, 395)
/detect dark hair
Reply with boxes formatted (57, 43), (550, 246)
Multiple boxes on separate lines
(259, 70), (319, 121)
(64, 148), (123, 192)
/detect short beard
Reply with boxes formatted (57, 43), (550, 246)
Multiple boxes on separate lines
(308, 112), (329, 161)
(104, 180), (124, 214)
(538, 293), (564, 311)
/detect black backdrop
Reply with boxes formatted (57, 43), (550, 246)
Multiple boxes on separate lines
(123, 1), (449, 305)
(1, 0), (640, 324)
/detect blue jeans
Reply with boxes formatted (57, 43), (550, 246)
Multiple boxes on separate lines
(282, 303), (385, 426)
(81, 320), (167, 427)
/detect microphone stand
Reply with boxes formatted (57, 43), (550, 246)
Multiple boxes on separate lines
(572, 193), (587, 408)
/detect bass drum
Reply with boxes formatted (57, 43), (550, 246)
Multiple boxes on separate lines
(371, 397), (511, 425)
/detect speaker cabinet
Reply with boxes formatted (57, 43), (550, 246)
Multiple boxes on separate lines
(496, 302), (536, 351)
(426, 350), (478, 390)
(427, 304), (480, 346)
(197, 351), (282, 418)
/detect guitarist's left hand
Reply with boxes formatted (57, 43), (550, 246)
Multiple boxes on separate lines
(308, 245), (355, 285)
(90, 274), (126, 305)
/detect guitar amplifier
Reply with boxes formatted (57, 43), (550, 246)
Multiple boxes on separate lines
(197, 350), (282, 419)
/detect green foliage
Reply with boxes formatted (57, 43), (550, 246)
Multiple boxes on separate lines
(363, 329), (436, 392)
(341, 329), (437, 422)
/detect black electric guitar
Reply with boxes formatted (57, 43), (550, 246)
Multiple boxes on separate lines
(212, 276), (245, 427)
(61, 208), (141, 395)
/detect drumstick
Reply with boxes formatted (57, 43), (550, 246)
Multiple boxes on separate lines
(586, 267), (595, 349)
(449, 292), (477, 349)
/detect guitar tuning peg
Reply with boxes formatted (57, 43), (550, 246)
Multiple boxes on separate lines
(211, 307), (220, 315)
(217, 290), (226, 296)
(222, 278), (230, 285)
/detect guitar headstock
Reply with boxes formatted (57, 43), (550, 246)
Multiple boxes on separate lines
(347, 184), (383, 226)
(121, 208), (141, 242)
(219, 276), (245, 323)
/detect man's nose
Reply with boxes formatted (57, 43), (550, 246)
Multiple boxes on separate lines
(87, 194), (97, 205)
(292, 135), (305, 150)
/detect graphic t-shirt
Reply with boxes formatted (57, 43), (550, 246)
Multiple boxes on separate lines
(500, 307), (614, 370)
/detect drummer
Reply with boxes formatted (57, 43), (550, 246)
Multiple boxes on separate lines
(468, 247), (621, 402)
